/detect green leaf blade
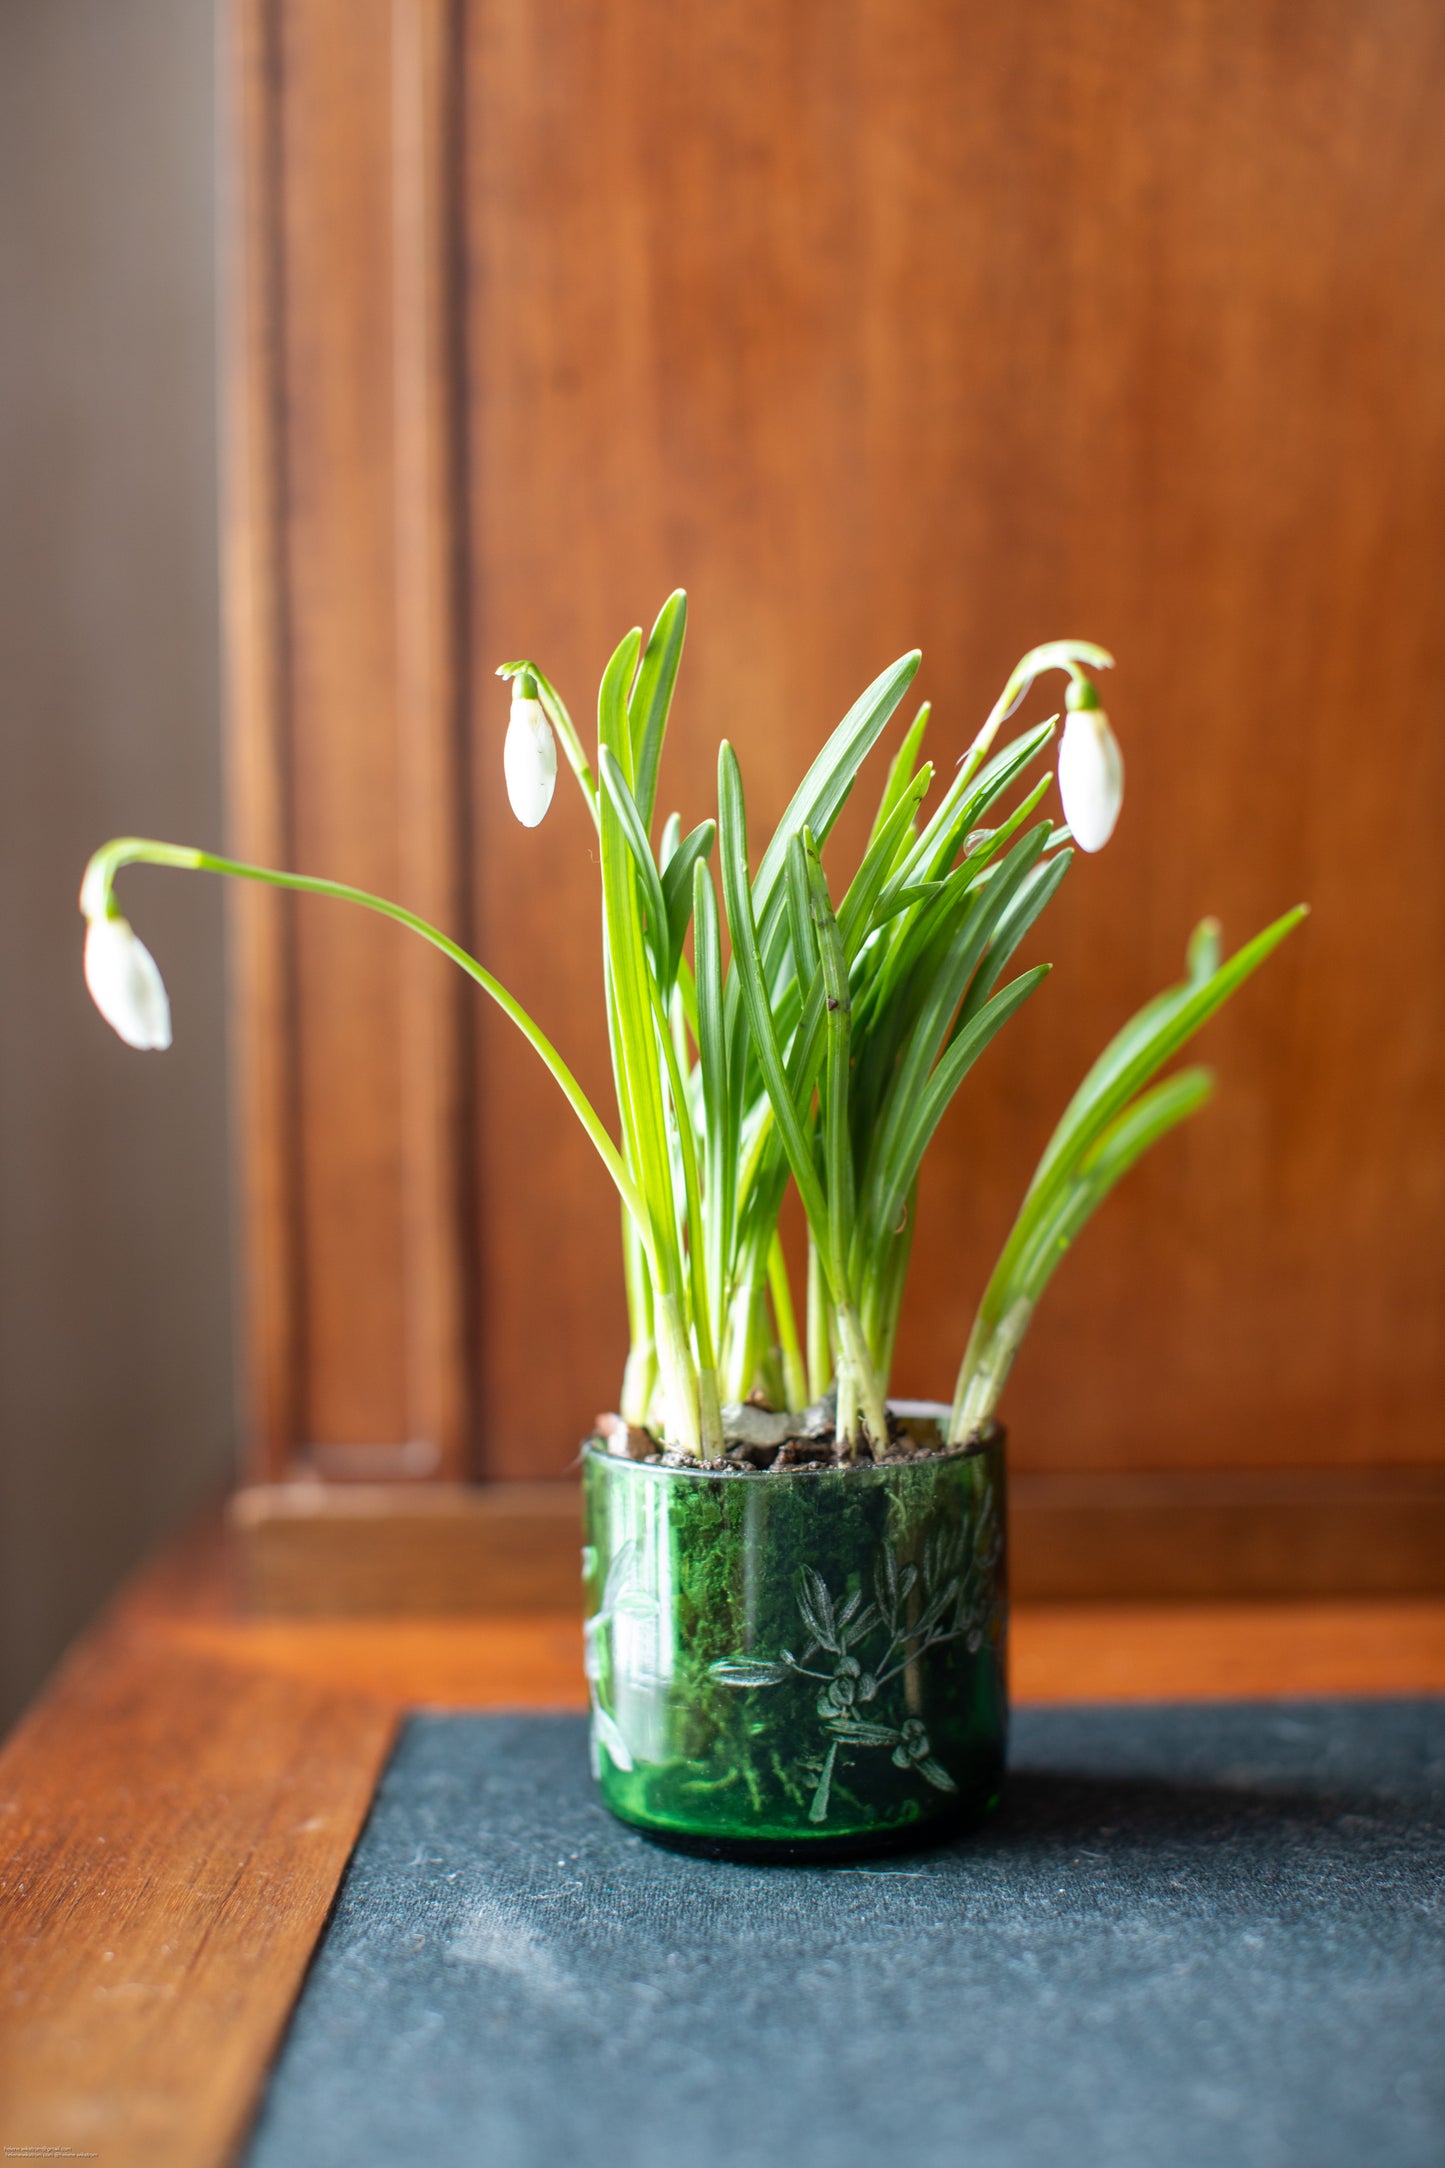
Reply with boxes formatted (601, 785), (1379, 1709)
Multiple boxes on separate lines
(1012, 1068), (1216, 1307)
(629, 590), (688, 832)
(718, 742), (832, 1245)
(693, 860), (735, 1354)
(868, 963), (1051, 1245)
(659, 818), (716, 984)
(1026, 904), (1308, 1215)
(753, 649), (922, 923)
(599, 747), (671, 984)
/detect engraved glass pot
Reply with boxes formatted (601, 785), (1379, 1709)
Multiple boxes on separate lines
(581, 1409), (1007, 1860)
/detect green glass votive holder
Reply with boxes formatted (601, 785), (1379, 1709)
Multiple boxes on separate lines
(581, 1409), (1007, 1861)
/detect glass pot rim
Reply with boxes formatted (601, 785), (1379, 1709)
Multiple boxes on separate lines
(582, 1403), (1004, 1483)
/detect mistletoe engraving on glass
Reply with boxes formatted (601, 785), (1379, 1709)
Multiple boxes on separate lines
(709, 1493), (1003, 1823)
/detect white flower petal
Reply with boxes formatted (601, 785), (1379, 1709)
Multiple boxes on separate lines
(504, 694), (557, 828)
(84, 916), (172, 1050)
(1058, 707), (1124, 853)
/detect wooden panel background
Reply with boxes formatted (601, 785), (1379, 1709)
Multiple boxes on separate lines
(227, 0), (1445, 1493)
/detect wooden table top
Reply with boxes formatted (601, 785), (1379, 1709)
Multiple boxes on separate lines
(2, 1508), (1443, 2168)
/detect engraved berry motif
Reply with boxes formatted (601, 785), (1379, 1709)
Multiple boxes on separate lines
(890, 1717), (956, 1794)
(817, 1656), (863, 1718)
(709, 1489), (1002, 1824)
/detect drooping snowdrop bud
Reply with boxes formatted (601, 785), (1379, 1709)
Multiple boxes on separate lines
(1058, 678), (1124, 853)
(504, 673), (557, 828)
(83, 913), (173, 1050)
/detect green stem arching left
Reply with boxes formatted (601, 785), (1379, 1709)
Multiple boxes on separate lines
(80, 837), (655, 1280)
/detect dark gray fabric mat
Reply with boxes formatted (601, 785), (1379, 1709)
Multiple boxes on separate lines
(244, 1701), (1444, 2168)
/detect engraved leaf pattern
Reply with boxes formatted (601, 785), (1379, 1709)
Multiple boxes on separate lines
(797, 1564), (839, 1653)
(708, 1658), (789, 1687)
(712, 1485), (1001, 1822)
(842, 1601), (880, 1648)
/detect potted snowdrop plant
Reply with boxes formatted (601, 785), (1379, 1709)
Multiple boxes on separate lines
(81, 593), (1303, 1859)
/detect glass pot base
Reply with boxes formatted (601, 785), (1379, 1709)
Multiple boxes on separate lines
(608, 1791), (1001, 1866)
(582, 1410), (1007, 1861)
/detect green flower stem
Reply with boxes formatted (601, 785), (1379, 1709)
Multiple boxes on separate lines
(721, 743), (885, 1446)
(619, 1205), (657, 1426)
(950, 1299), (1035, 1439)
(719, 746), (835, 1248)
(721, 1272), (762, 1404)
(834, 1365), (857, 1451)
(653, 1286), (702, 1454)
(81, 836), (653, 1258)
(691, 863), (734, 1369)
(767, 1231), (808, 1413)
(734, 1219), (782, 1403)
(648, 973), (723, 1455)
(733, 1102), (778, 1238)
(863, 1184), (916, 1385)
(806, 833), (855, 1301)
(806, 1233), (831, 1404)
(947, 906), (1307, 1441)
(805, 829), (888, 1451)
(595, 631), (704, 1456)
(602, 966), (650, 1373)
(834, 1297), (889, 1458)
(971, 639), (1114, 767)
(697, 1364), (724, 1458)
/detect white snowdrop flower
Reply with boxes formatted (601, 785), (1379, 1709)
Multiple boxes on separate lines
(504, 679), (557, 828)
(1058, 682), (1124, 853)
(83, 914), (172, 1050)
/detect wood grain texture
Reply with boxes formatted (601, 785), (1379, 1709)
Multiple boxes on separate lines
(390, 0), (477, 1478)
(1014, 1599), (1445, 1704)
(465, 0), (1445, 1477)
(225, 0), (477, 1477)
(1010, 1464), (1445, 1599)
(0, 1611), (395, 2166)
(230, 1479), (583, 1613)
(3, 1513), (1442, 2165)
(224, 0), (304, 1475)
(222, 3), (1445, 1513)
(278, 0), (410, 1456)
(161, 1596), (1445, 1712)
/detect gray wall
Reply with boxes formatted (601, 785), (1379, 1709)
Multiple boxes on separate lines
(0, 0), (233, 1730)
